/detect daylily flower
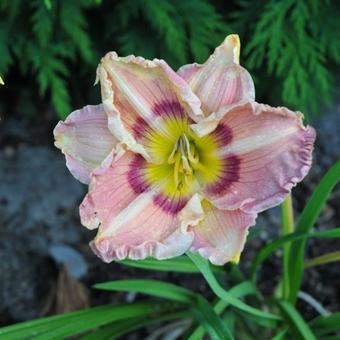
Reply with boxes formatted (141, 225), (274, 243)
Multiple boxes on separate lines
(54, 35), (315, 265)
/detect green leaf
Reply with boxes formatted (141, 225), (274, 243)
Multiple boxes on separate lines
(305, 250), (340, 268)
(251, 228), (340, 280)
(309, 312), (340, 336)
(94, 279), (196, 304)
(0, 302), (162, 340)
(281, 194), (295, 300)
(60, 1), (95, 64)
(114, 0), (229, 69)
(82, 311), (190, 339)
(187, 252), (280, 321)
(119, 255), (223, 273)
(276, 300), (316, 340)
(43, 0), (52, 10)
(192, 296), (233, 340)
(140, 0), (187, 64)
(271, 328), (288, 340)
(288, 161), (340, 304)
(243, 0), (333, 118)
(0, 23), (13, 74)
(50, 74), (71, 119)
(94, 279), (235, 338)
(175, 0), (230, 63)
(296, 161), (340, 234)
(31, 0), (53, 46)
(188, 281), (257, 339)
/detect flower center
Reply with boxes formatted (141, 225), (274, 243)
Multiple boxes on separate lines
(167, 134), (199, 190)
(144, 117), (226, 198)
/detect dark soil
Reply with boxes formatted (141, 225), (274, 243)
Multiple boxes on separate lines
(0, 106), (339, 333)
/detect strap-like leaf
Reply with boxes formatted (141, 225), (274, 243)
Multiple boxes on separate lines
(305, 250), (340, 268)
(0, 303), (161, 340)
(188, 281), (258, 339)
(276, 300), (316, 340)
(187, 252), (280, 321)
(251, 228), (340, 280)
(119, 255), (222, 273)
(82, 311), (190, 340)
(94, 279), (196, 304)
(288, 161), (340, 304)
(192, 296), (234, 340)
(309, 312), (340, 336)
(94, 279), (237, 338)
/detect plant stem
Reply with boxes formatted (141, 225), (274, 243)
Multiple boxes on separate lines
(281, 194), (294, 300)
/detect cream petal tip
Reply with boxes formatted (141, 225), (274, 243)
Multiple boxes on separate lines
(224, 34), (241, 64)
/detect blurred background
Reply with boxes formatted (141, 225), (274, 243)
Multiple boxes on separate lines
(0, 0), (339, 332)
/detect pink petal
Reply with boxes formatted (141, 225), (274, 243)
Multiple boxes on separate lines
(97, 53), (204, 160)
(203, 102), (316, 213)
(188, 197), (256, 266)
(54, 105), (117, 184)
(80, 151), (193, 262)
(177, 35), (255, 114)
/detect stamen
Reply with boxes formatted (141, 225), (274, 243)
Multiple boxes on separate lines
(168, 139), (179, 164)
(167, 133), (200, 191)
(173, 151), (181, 188)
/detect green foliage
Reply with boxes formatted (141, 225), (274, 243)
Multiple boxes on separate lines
(310, 312), (340, 337)
(112, 0), (230, 68)
(1, 0), (339, 119)
(305, 250), (340, 268)
(236, 0), (340, 119)
(94, 279), (197, 304)
(120, 254), (224, 273)
(187, 252), (280, 321)
(0, 0), (98, 118)
(288, 160), (340, 304)
(250, 227), (340, 280)
(0, 302), (165, 339)
(276, 300), (316, 340)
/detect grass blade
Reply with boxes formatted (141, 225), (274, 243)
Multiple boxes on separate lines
(119, 255), (223, 273)
(0, 303), (161, 340)
(250, 228), (340, 280)
(305, 250), (340, 268)
(276, 300), (316, 340)
(192, 296), (233, 340)
(281, 195), (295, 300)
(94, 279), (196, 304)
(271, 328), (288, 340)
(82, 311), (190, 340)
(187, 252), (280, 321)
(288, 161), (340, 304)
(309, 312), (340, 336)
(188, 281), (258, 339)
(95, 279), (234, 338)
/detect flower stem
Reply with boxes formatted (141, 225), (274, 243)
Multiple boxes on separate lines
(281, 194), (294, 300)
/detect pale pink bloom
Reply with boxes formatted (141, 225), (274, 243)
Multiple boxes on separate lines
(54, 35), (315, 265)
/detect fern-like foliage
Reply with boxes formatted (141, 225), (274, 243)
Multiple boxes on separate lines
(113, 0), (230, 69)
(234, 0), (340, 119)
(0, 0), (98, 118)
(0, 0), (339, 120)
